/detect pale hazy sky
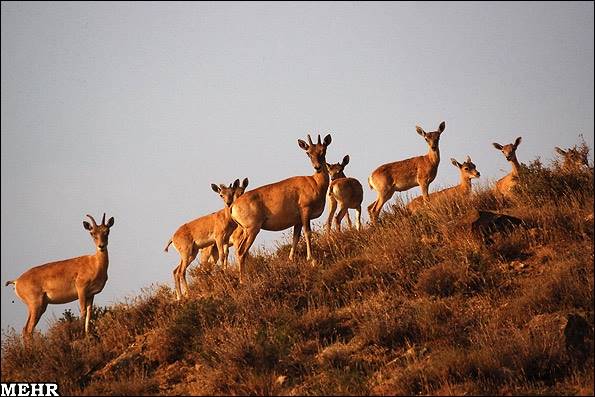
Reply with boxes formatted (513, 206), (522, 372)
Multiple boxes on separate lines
(2, 1), (593, 332)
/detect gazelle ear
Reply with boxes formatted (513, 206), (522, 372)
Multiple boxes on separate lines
(83, 221), (92, 231)
(555, 147), (566, 155)
(514, 136), (522, 148)
(107, 217), (115, 228)
(416, 126), (426, 136)
(232, 179), (240, 189)
(451, 158), (461, 168)
(438, 121), (446, 133)
(211, 184), (220, 193)
(298, 139), (309, 151)
(323, 134), (332, 147)
(493, 143), (503, 150)
(466, 155), (472, 163)
(242, 178), (249, 188)
(342, 155), (350, 166)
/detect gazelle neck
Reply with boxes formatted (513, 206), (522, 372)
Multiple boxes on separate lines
(428, 147), (440, 164)
(223, 203), (233, 220)
(459, 175), (473, 193)
(313, 166), (330, 191)
(510, 157), (520, 176)
(94, 248), (109, 270)
(331, 173), (347, 182)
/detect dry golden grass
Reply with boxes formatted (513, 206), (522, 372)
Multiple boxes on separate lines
(2, 157), (593, 395)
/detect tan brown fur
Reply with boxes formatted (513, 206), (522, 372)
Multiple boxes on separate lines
(164, 179), (247, 300)
(325, 155), (364, 231)
(368, 121), (446, 223)
(6, 213), (115, 338)
(231, 134), (332, 283)
(199, 179), (249, 266)
(555, 146), (589, 172)
(408, 156), (480, 211)
(493, 137), (522, 197)
(199, 218), (245, 265)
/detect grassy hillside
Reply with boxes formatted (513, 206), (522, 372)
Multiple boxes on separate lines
(2, 157), (594, 396)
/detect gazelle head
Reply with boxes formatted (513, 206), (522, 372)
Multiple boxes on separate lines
(233, 177), (250, 200)
(326, 155), (350, 181)
(416, 121), (446, 151)
(298, 133), (332, 173)
(493, 137), (522, 162)
(555, 146), (589, 170)
(83, 213), (115, 252)
(211, 180), (242, 207)
(451, 156), (481, 179)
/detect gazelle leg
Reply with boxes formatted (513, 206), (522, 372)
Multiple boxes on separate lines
(77, 290), (88, 333)
(85, 295), (94, 334)
(345, 211), (353, 228)
(367, 199), (377, 222)
(222, 244), (229, 269)
(300, 212), (315, 264)
(180, 248), (198, 298)
(325, 196), (337, 232)
(173, 259), (183, 301)
(237, 226), (260, 283)
(24, 297), (47, 338)
(215, 238), (226, 269)
(289, 224), (302, 260)
(419, 180), (430, 200)
(335, 206), (348, 231)
(370, 189), (393, 223)
(355, 206), (362, 231)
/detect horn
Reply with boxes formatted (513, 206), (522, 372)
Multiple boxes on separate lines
(307, 134), (313, 145)
(101, 213), (106, 225)
(317, 134), (321, 145)
(86, 214), (98, 227)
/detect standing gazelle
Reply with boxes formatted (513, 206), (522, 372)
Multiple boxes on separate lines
(200, 178), (249, 265)
(407, 156), (480, 212)
(164, 179), (247, 300)
(5, 213), (115, 338)
(368, 121), (446, 223)
(231, 134), (332, 283)
(325, 155), (364, 231)
(492, 137), (522, 197)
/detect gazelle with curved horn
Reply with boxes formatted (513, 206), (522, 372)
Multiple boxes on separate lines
(368, 121), (446, 223)
(231, 133), (332, 283)
(164, 179), (248, 300)
(325, 155), (364, 231)
(407, 156), (481, 211)
(492, 137), (522, 197)
(5, 213), (115, 338)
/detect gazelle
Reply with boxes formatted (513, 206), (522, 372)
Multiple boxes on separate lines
(164, 178), (247, 300)
(555, 146), (589, 172)
(5, 213), (115, 338)
(231, 134), (332, 283)
(492, 137), (522, 197)
(368, 121), (446, 223)
(200, 178), (249, 266)
(407, 156), (480, 211)
(325, 155), (364, 231)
